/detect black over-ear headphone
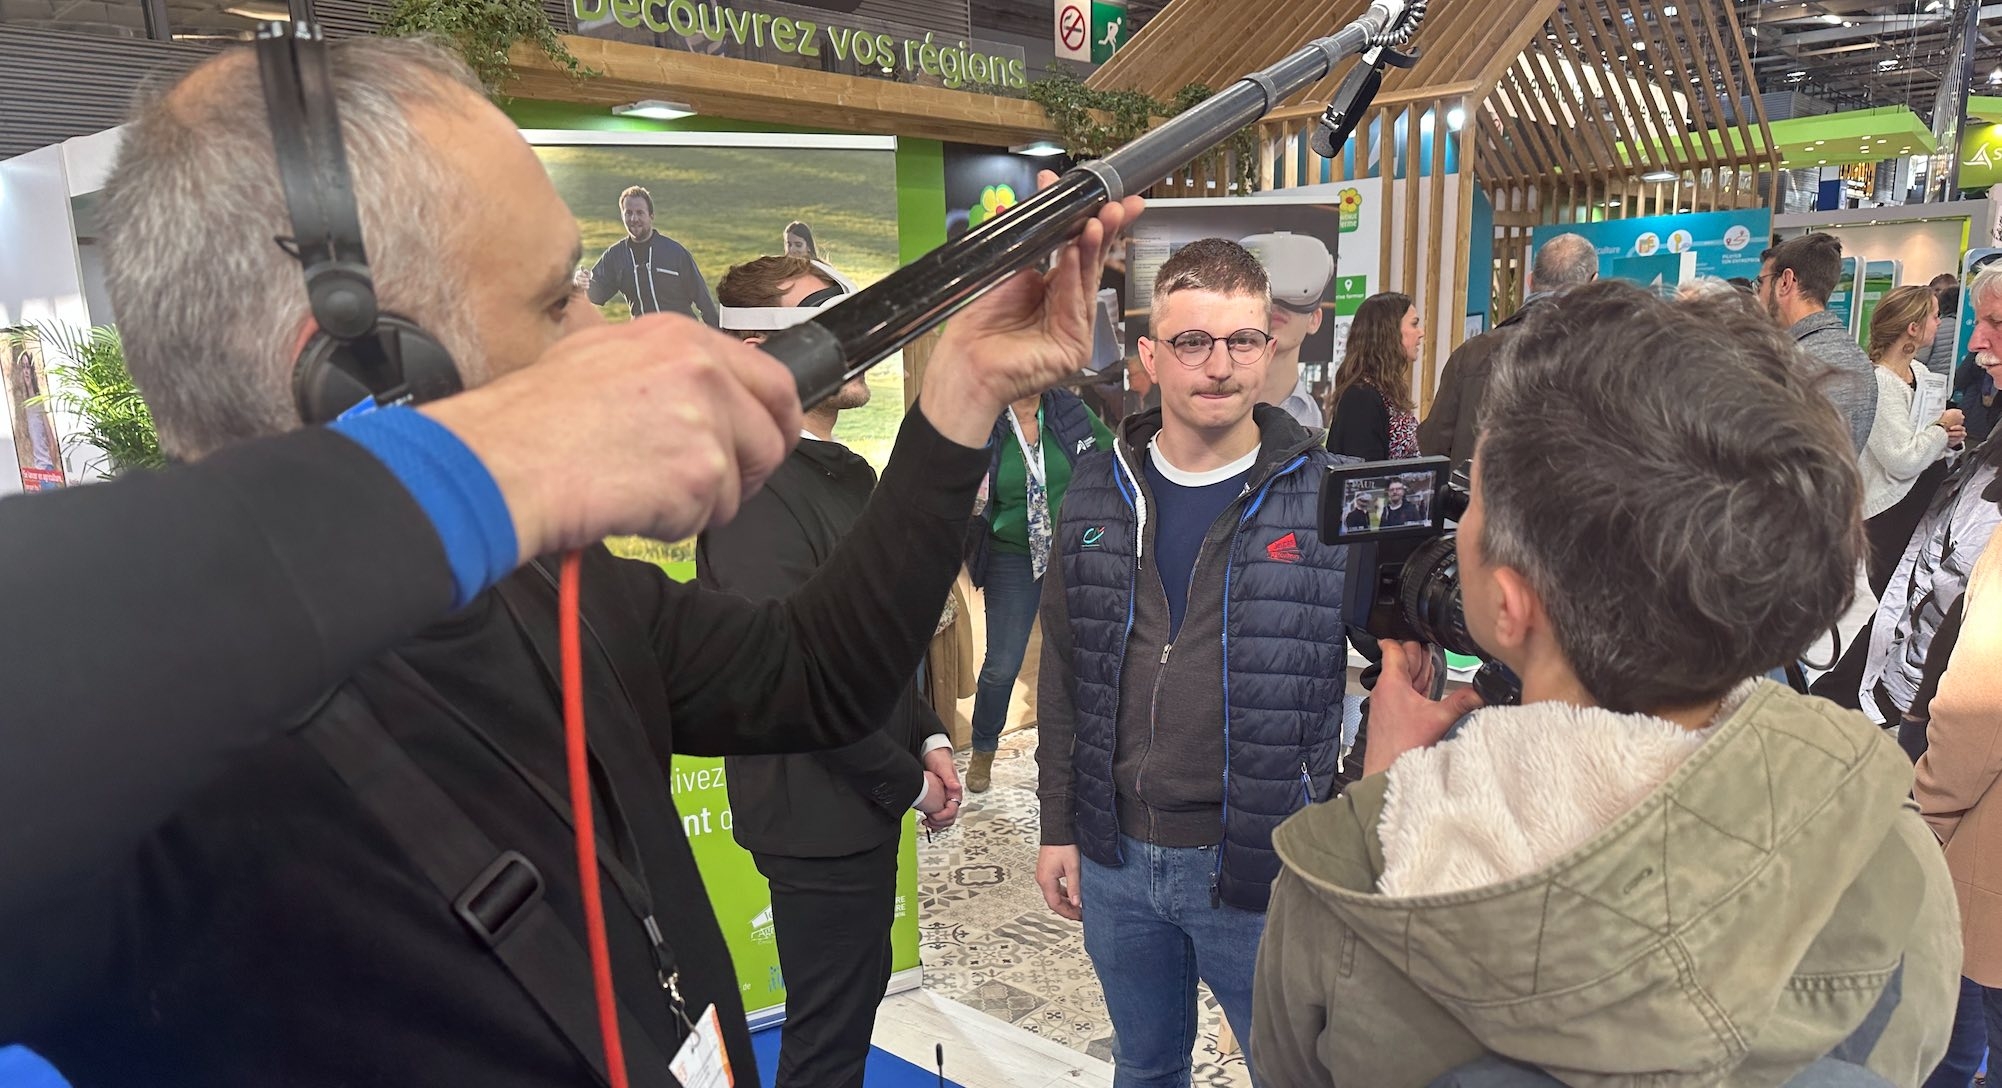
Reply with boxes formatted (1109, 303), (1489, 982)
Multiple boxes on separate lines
(255, 21), (464, 425)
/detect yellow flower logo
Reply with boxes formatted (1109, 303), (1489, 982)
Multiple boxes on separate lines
(1338, 188), (1362, 215)
(969, 184), (1018, 227)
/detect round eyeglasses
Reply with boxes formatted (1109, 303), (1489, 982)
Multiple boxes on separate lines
(1155, 328), (1275, 367)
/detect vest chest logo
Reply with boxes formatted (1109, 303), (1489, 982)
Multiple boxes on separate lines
(1266, 532), (1303, 564)
(1082, 526), (1106, 549)
(1076, 437), (1096, 455)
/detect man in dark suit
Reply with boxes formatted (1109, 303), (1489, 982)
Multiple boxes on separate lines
(697, 255), (961, 1088)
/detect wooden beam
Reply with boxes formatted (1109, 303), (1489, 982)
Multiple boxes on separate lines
(1450, 92), (1479, 380)
(1379, 106), (1395, 294)
(508, 36), (1057, 146)
(1424, 95), (1450, 402)
(1402, 104), (1421, 301)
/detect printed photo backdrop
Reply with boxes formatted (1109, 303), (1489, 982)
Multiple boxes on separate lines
(529, 132), (917, 1023)
(2, 333), (64, 492)
(531, 134), (904, 471)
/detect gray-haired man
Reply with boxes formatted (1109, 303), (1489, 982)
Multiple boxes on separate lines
(0, 34), (1138, 1088)
(1420, 232), (1599, 470)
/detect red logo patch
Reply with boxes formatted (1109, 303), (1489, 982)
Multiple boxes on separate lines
(1266, 532), (1302, 564)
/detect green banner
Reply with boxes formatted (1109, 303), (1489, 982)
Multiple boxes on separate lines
(1856, 259), (1900, 348)
(672, 757), (920, 1016)
(1962, 121), (2002, 190)
(1334, 274), (1370, 316)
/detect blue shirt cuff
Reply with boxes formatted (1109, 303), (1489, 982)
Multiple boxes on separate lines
(331, 407), (518, 610)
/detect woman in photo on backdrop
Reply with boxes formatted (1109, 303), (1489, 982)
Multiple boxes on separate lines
(1325, 291), (1423, 461)
(962, 388), (1115, 793)
(783, 220), (818, 260)
(1861, 284), (1964, 597)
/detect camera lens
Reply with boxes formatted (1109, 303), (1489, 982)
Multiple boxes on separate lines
(1394, 534), (1482, 658)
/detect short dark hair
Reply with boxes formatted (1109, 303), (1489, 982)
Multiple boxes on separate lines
(619, 185), (654, 214)
(1478, 281), (1861, 714)
(1763, 233), (1844, 306)
(1152, 237), (1270, 306)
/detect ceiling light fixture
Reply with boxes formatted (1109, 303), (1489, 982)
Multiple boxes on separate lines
(1642, 168), (1679, 182)
(1819, 13), (1842, 23)
(1663, 4), (1677, 13)
(223, 4), (290, 18)
(1447, 106), (1467, 130)
(612, 99), (697, 120)
(1877, 58), (1898, 70)
(1009, 140), (1067, 157)
(1787, 69), (1808, 81)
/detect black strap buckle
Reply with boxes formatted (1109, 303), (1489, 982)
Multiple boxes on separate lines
(455, 850), (545, 948)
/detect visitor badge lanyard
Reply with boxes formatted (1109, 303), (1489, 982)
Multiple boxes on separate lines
(1005, 406), (1047, 489)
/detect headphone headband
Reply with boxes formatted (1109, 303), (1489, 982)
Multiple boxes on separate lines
(256, 22), (463, 423)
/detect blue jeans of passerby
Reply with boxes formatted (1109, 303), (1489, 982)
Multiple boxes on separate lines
(1081, 835), (1265, 1088)
(971, 550), (1042, 753)
(1927, 976), (1998, 1087)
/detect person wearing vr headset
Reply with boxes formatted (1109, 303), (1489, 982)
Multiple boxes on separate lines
(0, 29), (1141, 1088)
(695, 255), (959, 1088)
(1241, 231), (1336, 433)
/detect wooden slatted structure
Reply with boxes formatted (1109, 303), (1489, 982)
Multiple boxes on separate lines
(1084, 0), (1778, 407)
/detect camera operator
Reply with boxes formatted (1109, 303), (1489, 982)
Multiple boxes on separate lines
(1253, 281), (1958, 1086)
(0, 37), (1140, 1088)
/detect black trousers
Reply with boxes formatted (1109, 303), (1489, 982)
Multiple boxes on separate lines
(752, 837), (901, 1088)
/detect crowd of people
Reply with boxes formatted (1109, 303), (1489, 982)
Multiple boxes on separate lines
(7, 30), (2002, 1088)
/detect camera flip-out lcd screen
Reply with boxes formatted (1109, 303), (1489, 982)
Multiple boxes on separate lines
(1319, 458), (1451, 543)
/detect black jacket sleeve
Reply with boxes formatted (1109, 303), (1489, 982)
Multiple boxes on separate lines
(0, 427), (453, 916)
(634, 407), (986, 758)
(695, 473), (928, 813)
(1035, 547), (1080, 846)
(586, 245), (622, 307)
(678, 245), (719, 327)
(1327, 385), (1392, 462)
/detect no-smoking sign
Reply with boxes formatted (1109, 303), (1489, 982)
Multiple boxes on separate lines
(1055, 0), (1091, 60)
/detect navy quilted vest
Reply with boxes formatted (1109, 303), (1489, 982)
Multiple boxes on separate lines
(1057, 428), (1353, 911)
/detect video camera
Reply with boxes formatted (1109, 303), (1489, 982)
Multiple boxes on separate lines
(1318, 456), (1522, 705)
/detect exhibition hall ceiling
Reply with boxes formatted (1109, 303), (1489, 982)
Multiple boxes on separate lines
(1735, 0), (2002, 115)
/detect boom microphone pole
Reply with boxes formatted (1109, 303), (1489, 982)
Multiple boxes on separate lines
(763, 0), (1429, 408)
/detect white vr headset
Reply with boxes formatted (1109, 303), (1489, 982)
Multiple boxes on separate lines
(718, 260), (858, 332)
(1240, 231), (1334, 311)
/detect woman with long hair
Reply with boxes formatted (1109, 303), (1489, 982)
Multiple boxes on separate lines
(783, 220), (818, 260)
(1860, 283), (1965, 595)
(1325, 292), (1423, 460)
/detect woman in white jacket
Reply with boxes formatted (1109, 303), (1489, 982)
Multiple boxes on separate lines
(1861, 285), (1965, 595)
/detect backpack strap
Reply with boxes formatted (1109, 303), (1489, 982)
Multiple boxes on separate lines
(299, 685), (678, 1088)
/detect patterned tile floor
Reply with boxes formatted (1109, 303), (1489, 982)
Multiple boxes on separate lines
(921, 729), (1252, 1088)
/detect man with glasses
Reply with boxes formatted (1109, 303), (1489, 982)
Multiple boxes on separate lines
(1032, 238), (1353, 1087)
(1756, 233), (1876, 453)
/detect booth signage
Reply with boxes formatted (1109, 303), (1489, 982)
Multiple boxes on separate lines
(577, 0), (1030, 88)
(1828, 256), (1862, 335)
(1531, 208), (1771, 283)
(1963, 123), (2002, 190)
(1855, 259), (1901, 348)
(1090, 0), (1129, 63)
(1055, 0), (1090, 62)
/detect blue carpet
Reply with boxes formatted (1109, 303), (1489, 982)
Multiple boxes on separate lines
(749, 1027), (957, 1088)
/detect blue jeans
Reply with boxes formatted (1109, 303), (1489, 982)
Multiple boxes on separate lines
(1926, 976), (1996, 1087)
(1081, 836), (1265, 1088)
(971, 551), (1042, 753)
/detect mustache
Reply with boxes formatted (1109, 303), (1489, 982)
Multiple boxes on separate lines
(1194, 382), (1243, 396)
(1981, 352), (2002, 368)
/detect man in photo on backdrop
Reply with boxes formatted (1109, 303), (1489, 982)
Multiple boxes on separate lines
(1345, 491), (1373, 533)
(575, 183), (720, 325)
(1035, 237), (1352, 1087)
(1242, 231), (1336, 433)
(0, 36), (1142, 1088)
(697, 254), (959, 1088)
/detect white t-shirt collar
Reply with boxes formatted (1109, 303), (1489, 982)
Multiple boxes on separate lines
(1148, 434), (1259, 488)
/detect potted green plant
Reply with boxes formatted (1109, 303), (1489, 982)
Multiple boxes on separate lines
(377, 0), (595, 95)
